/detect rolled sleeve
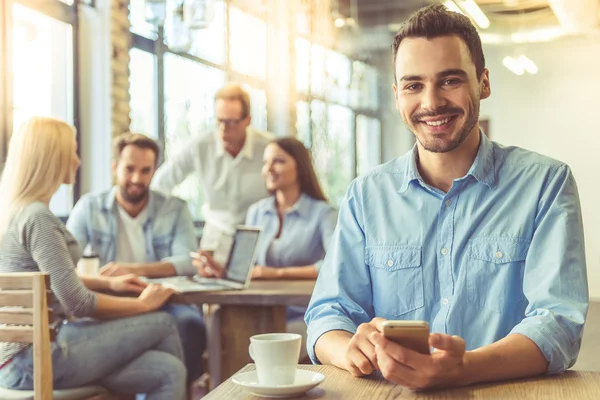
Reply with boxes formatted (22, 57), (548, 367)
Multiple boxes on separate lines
(306, 316), (358, 364)
(512, 165), (588, 374)
(304, 181), (374, 364)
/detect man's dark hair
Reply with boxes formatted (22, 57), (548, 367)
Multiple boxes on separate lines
(113, 132), (160, 166)
(392, 4), (485, 83)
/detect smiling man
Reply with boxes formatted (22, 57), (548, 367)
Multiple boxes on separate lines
(305, 4), (588, 389)
(67, 133), (205, 385)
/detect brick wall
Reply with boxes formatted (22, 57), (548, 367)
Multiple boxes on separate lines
(111, 0), (131, 138)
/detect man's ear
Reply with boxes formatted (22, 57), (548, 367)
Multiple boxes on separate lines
(480, 68), (491, 100)
(392, 83), (400, 110)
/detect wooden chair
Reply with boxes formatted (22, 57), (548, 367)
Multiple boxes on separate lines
(0, 272), (132, 400)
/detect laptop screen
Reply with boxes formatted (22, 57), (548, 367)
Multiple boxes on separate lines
(225, 226), (261, 284)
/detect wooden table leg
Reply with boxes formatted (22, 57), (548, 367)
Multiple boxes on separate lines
(218, 304), (287, 384)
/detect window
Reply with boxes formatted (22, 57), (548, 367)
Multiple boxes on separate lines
(229, 6), (266, 79)
(243, 85), (267, 131)
(129, 48), (158, 139)
(163, 53), (226, 219)
(356, 115), (382, 175)
(296, 100), (310, 147)
(10, 2), (76, 216)
(295, 38), (310, 94)
(187, 0), (226, 64)
(311, 101), (355, 205)
(129, 0), (159, 40)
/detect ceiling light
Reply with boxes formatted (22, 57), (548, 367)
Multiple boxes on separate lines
(518, 55), (538, 74)
(461, 0), (490, 29)
(334, 17), (346, 28)
(443, 1), (464, 15)
(503, 56), (524, 75)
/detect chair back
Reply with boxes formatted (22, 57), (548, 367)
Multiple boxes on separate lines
(0, 272), (54, 400)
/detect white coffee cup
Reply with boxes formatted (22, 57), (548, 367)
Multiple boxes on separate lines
(249, 333), (301, 386)
(77, 253), (100, 276)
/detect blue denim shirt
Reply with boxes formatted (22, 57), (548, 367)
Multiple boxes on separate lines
(246, 194), (337, 321)
(245, 193), (337, 271)
(305, 133), (588, 374)
(66, 188), (197, 276)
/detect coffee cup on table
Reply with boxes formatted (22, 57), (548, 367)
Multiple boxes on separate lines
(249, 333), (301, 386)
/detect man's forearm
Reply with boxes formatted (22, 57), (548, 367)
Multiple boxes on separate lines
(461, 333), (548, 386)
(314, 330), (353, 368)
(131, 262), (177, 278)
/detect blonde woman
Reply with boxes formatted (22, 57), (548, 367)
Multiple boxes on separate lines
(0, 117), (186, 399)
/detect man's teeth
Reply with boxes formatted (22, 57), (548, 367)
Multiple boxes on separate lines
(424, 117), (451, 126)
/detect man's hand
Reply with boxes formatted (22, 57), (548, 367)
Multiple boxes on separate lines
(191, 251), (225, 278)
(371, 328), (467, 390)
(100, 262), (134, 277)
(251, 265), (281, 280)
(342, 317), (386, 376)
(137, 284), (176, 311)
(108, 274), (148, 294)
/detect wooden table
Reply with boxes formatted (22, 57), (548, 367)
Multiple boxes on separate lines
(179, 280), (315, 385)
(204, 364), (600, 399)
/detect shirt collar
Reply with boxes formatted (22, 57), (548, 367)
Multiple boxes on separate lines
(215, 127), (255, 160)
(263, 193), (311, 217)
(398, 131), (496, 193)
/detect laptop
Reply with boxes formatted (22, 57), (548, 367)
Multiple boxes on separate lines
(149, 225), (261, 293)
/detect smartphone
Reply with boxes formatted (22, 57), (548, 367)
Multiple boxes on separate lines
(381, 320), (431, 355)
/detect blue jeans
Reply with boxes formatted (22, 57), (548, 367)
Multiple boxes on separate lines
(0, 312), (186, 400)
(161, 303), (206, 383)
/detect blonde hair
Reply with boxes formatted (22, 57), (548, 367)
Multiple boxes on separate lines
(214, 83), (251, 119)
(0, 117), (75, 239)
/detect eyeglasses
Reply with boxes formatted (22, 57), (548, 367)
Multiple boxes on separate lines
(216, 117), (246, 128)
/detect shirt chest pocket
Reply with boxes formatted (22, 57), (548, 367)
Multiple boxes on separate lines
(467, 237), (530, 314)
(365, 245), (424, 317)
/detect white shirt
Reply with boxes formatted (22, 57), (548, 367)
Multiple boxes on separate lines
(151, 127), (272, 243)
(116, 206), (148, 263)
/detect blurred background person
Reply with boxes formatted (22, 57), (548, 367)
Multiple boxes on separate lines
(152, 83), (272, 265)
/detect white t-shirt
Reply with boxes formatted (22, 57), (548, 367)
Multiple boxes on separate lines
(116, 206), (148, 263)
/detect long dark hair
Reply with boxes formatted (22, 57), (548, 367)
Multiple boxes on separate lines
(271, 137), (327, 202)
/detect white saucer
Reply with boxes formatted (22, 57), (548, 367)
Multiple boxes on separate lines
(232, 368), (325, 398)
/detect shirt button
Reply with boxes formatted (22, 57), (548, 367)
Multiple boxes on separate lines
(442, 298), (449, 305)
(495, 251), (503, 259)
(387, 259), (394, 267)
(441, 248), (449, 255)
(445, 199), (452, 207)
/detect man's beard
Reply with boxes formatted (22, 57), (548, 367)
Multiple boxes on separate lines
(411, 105), (479, 153)
(120, 184), (148, 204)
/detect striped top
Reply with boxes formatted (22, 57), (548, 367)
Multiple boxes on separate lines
(0, 202), (97, 365)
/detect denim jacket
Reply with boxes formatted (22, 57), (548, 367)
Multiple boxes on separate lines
(66, 187), (197, 276)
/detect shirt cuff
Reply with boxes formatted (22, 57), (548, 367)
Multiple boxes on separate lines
(306, 316), (358, 364)
(161, 255), (196, 276)
(509, 315), (578, 374)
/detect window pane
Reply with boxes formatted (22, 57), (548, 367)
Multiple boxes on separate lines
(59, 0), (74, 5)
(229, 7), (266, 79)
(351, 61), (379, 110)
(129, 0), (159, 40)
(129, 48), (157, 139)
(164, 53), (226, 220)
(295, 38), (310, 94)
(12, 4), (74, 216)
(356, 115), (381, 175)
(310, 44), (326, 97)
(187, 0), (226, 64)
(296, 101), (310, 147)
(243, 85), (267, 132)
(311, 101), (355, 206)
(326, 51), (351, 105)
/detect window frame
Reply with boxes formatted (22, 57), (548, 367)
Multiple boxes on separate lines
(0, 0), (82, 208)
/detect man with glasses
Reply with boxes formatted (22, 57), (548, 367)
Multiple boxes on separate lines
(152, 83), (272, 263)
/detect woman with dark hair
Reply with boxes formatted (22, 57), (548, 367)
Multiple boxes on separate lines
(196, 137), (337, 359)
(245, 137), (336, 281)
